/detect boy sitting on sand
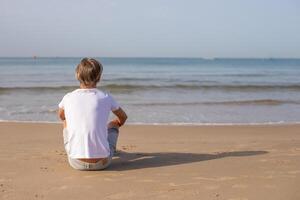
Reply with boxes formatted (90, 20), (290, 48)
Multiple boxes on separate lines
(58, 58), (127, 170)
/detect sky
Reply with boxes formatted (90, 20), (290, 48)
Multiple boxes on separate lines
(1, 0), (300, 58)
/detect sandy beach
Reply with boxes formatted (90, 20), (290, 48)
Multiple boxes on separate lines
(0, 122), (299, 200)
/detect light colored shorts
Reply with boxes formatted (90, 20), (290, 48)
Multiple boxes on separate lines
(63, 128), (119, 171)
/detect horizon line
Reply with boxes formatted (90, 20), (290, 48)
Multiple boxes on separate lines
(1, 56), (300, 60)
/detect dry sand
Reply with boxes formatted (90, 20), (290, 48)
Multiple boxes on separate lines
(0, 122), (299, 200)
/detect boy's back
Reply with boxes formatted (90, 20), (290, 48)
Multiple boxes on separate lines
(58, 58), (127, 170)
(59, 88), (119, 158)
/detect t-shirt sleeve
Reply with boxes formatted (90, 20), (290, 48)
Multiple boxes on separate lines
(109, 94), (120, 111)
(58, 94), (67, 109)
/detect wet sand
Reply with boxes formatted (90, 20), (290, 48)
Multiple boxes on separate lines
(0, 122), (299, 200)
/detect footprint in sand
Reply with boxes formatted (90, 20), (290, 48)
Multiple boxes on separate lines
(40, 166), (48, 170)
(0, 183), (5, 193)
(0, 182), (14, 196)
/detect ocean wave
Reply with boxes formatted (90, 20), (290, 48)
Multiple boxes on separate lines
(1, 119), (300, 126)
(132, 99), (300, 106)
(3, 99), (298, 117)
(8, 109), (58, 115)
(1, 83), (300, 93)
(0, 86), (77, 92)
(102, 74), (268, 81)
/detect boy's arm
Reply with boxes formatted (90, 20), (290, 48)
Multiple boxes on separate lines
(110, 107), (127, 128)
(58, 108), (67, 128)
(58, 108), (65, 121)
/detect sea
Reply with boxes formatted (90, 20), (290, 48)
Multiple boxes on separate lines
(1, 57), (300, 125)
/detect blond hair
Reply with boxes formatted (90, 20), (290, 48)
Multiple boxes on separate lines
(76, 58), (103, 86)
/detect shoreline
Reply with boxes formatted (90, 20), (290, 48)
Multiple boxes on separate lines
(1, 119), (300, 126)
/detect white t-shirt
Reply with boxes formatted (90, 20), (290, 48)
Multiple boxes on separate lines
(58, 88), (119, 159)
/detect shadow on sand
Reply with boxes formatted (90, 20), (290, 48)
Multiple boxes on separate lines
(107, 150), (268, 171)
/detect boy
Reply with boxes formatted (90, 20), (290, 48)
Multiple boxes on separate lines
(58, 58), (127, 170)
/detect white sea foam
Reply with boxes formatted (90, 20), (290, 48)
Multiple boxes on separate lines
(1, 119), (300, 126)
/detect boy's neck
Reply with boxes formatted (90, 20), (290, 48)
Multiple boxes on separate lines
(80, 83), (97, 89)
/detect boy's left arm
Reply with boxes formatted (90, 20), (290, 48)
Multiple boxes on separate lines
(58, 108), (66, 128)
(58, 108), (65, 121)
